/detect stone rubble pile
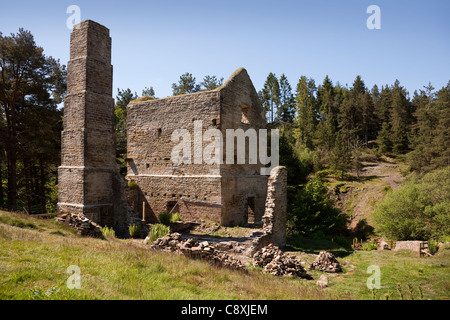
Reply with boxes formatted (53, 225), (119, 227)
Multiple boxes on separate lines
(55, 212), (103, 238)
(309, 251), (341, 273)
(149, 233), (246, 271)
(252, 244), (308, 278)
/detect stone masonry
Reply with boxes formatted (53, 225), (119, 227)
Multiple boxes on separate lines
(249, 166), (287, 254)
(58, 20), (127, 235)
(126, 68), (268, 226)
(59, 20), (286, 241)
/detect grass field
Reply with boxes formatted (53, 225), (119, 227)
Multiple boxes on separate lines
(288, 235), (449, 300)
(0, 211), (448, 300)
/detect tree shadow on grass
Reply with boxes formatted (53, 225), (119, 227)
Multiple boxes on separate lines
(286, 234), (354, 258)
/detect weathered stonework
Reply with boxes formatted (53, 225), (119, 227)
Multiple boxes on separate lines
(126, 68), (268, 226)
(249, 166), (287, 254)
(394, 241), (425, 253)
(59, 20), (286, 243)
(58, 20), (127, 235)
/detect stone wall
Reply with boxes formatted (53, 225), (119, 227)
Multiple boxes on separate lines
(249, 166), (287, 254)
(394, 241), (425, 253)
(58, 20), (128, 235)
(219, 68), (268, 226)
(60, 20), (278, 239)
(127, 68), (268, 226)
(127, 91), (223, 223)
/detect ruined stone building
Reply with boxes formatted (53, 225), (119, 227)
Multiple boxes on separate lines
(58, 20), (281, 236)
(126, 68), (268, 226)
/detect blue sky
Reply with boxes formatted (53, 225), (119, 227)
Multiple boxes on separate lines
(1, 0), (449, 98)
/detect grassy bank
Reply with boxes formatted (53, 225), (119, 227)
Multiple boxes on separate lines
(0, 211), (448, 300)
(288, 235), (449, 300)
(0, 211), (337, 300)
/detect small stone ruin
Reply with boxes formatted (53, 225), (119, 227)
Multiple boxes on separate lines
(252, 244), (308, 278)
(309, 251), (342, 273)
(55, 212), (103, 238)
(149, 233), (246, 271)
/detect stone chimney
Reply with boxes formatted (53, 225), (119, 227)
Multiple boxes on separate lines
(58, 20), (116, 226)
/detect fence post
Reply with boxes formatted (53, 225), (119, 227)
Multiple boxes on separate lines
(142, 202), (146, 222)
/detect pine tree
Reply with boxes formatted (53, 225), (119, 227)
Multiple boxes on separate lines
(339, 82), (361, 148)
(0, 29), (66, 211)
(316, 75), (338, 150)
(277, 74), (295, 123)
(172, 72), (200, 95)
(329, 133), (351, 179)
(409, 85), (435, 170)
(200, 75), (224, 91)
(261, 72), (280, 123)
(295, 76), (317, 150)
(429, 82), (450, 169)
(378, 121), (392, 154)
(389, 81), (412, 154)
(114, 89), (137, 174)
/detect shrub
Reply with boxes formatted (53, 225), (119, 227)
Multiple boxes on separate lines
(158, 212), (172, 226)
(101, 226), (116, 238)
(171, 212), (181, 223)
(148, 224), (170, 241)
(158, 211), (181, 226)
(287, 177), (346, 237)
(373, 167), (450, 240)
(428, 239), (439, 255)
(127, 180), (138, 189)
(128, 224), (142, 238)
(362, 240), (377, 251)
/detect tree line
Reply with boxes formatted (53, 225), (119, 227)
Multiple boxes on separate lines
(258, 72), (449, 178)
(0, 29), (66, 213)
(1, 28), (448, 219)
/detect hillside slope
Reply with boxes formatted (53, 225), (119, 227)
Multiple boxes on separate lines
(328, 156), (408, 236)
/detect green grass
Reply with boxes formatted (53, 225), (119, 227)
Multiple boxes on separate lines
(1, 210), (448, 300)
(0, 211), (337, 300)
(287, 234), (449, 300)
(326, 249), (450, 300)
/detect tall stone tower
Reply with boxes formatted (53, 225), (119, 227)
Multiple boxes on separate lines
(58, 20), (117, 226)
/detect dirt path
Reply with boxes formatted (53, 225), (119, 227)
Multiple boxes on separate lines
(359, 156), (404, 190)
(336, 157), (406, 234)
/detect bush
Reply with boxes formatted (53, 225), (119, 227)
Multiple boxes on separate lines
(148, 224), (170, 241)
(287, 177), (346, 237)
(127, 180), (138, 189)
(362, 240), (377, 251)
(158, 212), (171, 226)
(427, 239), (439, 255)
(373, 167), (450, 240)
(158, 211), (181, 226)
(128, 224), (142, 238)
(101, 226), (116, 238)
(171, 212), (181, 223)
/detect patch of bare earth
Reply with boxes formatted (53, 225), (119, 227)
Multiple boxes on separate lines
(332, 156), (406, 235)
